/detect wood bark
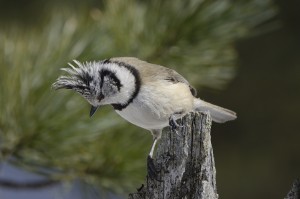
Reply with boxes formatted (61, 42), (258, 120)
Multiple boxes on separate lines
(285, 179), (300, 199)
(129, 112), (218, 199)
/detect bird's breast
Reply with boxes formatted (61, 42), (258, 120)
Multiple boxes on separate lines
(115, 101), (168, 130)
(115, 82), (194, 130)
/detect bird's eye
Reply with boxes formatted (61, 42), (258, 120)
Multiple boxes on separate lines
(97, 93), (104, 101)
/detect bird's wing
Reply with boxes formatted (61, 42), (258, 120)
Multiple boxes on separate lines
(110, 57), (197, 97)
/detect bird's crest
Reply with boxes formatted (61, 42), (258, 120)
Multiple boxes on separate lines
(52, 60), (99, 95)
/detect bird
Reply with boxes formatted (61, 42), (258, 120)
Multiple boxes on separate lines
(52, 57), (237, 180)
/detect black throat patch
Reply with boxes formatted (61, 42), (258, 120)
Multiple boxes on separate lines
(103, 59), (141, 111)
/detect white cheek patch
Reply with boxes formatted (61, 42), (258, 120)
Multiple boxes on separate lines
(102, 63), (137, 104)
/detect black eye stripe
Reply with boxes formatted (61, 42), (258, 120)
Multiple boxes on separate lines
(105, 60), (141, 111)
(110, 75), (121, 87)
(99, 70), (122, 91)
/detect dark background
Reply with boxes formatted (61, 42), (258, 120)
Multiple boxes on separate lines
(206, 0), (300, 198)
(0, 0), (299, 198)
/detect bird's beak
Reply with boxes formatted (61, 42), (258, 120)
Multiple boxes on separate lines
(90, 106), (99, 117)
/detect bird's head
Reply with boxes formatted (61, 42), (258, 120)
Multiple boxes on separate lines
(52, 59), (140, 116)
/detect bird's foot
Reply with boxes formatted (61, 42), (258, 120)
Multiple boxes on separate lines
(147, 155), (162, 182)
(169, 114), (183, 132)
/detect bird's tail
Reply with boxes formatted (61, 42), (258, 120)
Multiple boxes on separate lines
(193, 98), (237, 123)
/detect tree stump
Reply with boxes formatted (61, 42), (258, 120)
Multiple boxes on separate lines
(285, 179), (300, 199)
(129, 112), (218, 199)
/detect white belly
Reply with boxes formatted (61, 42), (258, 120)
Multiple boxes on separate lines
(115, 101), (168, 130)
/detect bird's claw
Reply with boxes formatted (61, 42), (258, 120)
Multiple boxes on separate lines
(169, 115), (183, 132)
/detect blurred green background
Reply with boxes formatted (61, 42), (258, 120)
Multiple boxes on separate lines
(0, 0), (299, 198)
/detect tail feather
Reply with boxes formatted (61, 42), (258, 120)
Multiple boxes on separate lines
(194, 98), (237, 123)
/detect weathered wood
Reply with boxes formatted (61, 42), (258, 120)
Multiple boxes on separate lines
(285, 179), (300, 199)
(129, 112), (218, 199)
